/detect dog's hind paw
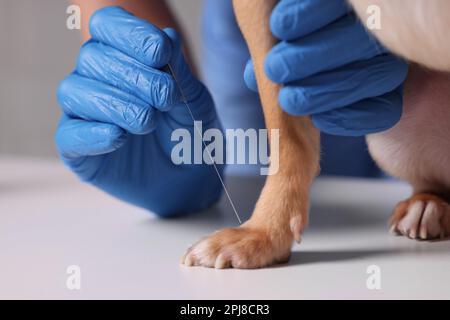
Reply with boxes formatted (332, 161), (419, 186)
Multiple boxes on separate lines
(389, 193), (450, 240)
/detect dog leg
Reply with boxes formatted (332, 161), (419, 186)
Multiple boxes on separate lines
(367, 65), (450, 241)
(181, 0), (320, 269)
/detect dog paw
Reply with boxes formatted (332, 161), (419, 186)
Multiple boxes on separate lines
(389, 193), (450, 240)
(180, 225), (292, 269)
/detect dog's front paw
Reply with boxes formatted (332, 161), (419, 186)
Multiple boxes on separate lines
(389, 193), (450, 240)
(180, 225), (292, 269)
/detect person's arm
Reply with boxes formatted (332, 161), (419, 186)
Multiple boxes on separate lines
(73, 0), (178, 41)
(73, 0), (195, 69)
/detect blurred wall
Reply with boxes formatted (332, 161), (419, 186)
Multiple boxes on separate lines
(0, 0), (203, 157)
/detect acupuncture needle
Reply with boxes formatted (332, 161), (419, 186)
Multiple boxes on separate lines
(166, 63), (243, 225)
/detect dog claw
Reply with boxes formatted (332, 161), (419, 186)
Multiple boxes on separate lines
(389, 224), (397, 235)
(420, 226), (427, 240)
(184, 253), (195, 267)
(290, 216), (303, 244)
(214, 254), (230, 269)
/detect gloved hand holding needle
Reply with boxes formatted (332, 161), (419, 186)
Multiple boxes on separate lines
(56, 7), (223, 216)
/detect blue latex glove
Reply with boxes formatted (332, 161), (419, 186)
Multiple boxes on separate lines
(244, 0), (409, 136)
(56, 7), (223, 217)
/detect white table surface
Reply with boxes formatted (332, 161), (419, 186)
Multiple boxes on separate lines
(1, 156), (449, 300)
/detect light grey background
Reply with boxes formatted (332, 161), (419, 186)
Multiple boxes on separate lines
(0, 0), (203, 157)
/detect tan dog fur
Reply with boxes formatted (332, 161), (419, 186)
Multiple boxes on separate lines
(181, 0), (320, 269)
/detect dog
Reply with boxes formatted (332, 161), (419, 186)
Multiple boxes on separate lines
(181, 0), (450, 269)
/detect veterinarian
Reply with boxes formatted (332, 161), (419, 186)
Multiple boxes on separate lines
(56, 0), (408, 215)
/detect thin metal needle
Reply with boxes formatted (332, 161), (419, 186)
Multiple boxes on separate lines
(167, 64), (242, 225)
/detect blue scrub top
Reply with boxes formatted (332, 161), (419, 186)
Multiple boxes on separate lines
(200, 0), (382, 178)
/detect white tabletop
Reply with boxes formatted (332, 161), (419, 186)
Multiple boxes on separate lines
(1, 156), (449, 299)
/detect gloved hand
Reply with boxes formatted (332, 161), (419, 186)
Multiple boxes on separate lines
(56, 7), (223, 216)
(244, 0), (409, 136)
